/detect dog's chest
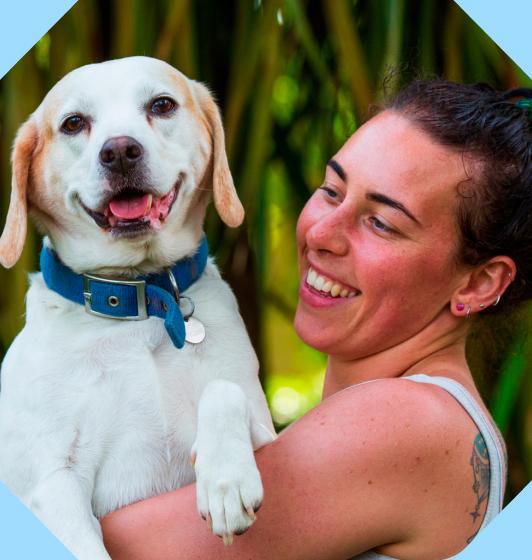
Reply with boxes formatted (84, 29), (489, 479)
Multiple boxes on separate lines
(81, 322), (203, 516)
(21, 284), (206, 515)
(90, 337), (198, 515)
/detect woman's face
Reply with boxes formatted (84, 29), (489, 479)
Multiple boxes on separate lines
(295, 110), (469, 359)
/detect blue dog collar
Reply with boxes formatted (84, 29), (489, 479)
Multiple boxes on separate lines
(40, 237), (209, 349)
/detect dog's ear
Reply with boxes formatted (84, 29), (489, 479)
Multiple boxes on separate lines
(0, 119), (38, 268)
(194, 82), (244, 228)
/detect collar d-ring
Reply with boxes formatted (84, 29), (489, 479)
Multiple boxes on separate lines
(166, 268), (180, 303)
(166, 268), (195, 320)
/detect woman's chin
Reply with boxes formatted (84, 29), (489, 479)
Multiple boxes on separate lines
(294, 306), (342, 354)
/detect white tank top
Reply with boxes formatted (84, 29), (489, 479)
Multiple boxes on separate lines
(351, 374), (507, 560)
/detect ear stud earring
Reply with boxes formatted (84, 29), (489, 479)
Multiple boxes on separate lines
(456, 303), (465, 311)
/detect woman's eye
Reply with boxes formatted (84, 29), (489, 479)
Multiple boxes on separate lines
(60, 115), (86, 135)
(318, 186), (338, 198)
(150, 97), (177, 115)
(369, 216), (395, 234)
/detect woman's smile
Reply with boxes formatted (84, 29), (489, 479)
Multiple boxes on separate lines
(300, 263), (361, 307)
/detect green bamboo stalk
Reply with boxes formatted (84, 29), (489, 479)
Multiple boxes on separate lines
(224, 1), (278, 161)
(233, 4), (282, 231)
(418, 0), (436, 74)
(322, 0), (372, 114)
(171, 2), (197, 78)
(111, 0), (136, 58)
(285, 0), (334, 85)
(380, 0), (405, 87)
(443, 2), (463, 81)
(491, 339), (527, 436)
(155, 0), (191, 61)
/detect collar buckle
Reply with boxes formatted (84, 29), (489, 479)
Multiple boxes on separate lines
(82, 274), (148, 320)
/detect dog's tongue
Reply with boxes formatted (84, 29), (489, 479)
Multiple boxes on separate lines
(109, 193), (151, 220)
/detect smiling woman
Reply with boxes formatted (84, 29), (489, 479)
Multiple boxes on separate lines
(295, 111), (470, 368)
(101, 79), (531, 560)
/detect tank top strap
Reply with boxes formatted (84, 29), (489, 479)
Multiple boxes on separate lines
(403, 374), (506, 521)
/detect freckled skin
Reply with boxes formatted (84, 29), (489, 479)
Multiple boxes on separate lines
(295, 112), (468, 363)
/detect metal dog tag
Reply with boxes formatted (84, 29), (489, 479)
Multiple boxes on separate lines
(185, 316), (206, 344)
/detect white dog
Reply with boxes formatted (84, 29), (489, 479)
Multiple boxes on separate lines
(0, 56), (275, 560)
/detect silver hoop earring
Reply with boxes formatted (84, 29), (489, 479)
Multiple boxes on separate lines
(466, 305), (471, 319)
(493, 294), (501, 306)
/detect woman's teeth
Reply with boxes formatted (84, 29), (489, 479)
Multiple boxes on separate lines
(306, 267), (359, 298)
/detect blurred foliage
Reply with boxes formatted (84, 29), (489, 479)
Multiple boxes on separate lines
(0, 0), (530, 502)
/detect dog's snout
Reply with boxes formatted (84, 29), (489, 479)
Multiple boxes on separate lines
(99, 136), (144, 173)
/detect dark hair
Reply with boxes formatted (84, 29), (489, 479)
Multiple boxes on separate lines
(386, 79), (532, 312)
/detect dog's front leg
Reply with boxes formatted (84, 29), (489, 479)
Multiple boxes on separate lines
(192, 379), (274, 543)
(30, 469), (111, 560)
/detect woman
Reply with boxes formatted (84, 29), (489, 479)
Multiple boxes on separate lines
(101, 80), (531, 559)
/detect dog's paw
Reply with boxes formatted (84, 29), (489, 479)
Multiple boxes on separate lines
(193, 445), (263, 543)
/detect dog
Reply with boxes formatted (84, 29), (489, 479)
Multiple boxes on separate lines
(0, 56), (275, 560)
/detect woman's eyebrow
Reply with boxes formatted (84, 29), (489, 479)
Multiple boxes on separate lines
(327, 159), (420, 225)
(366, 192), (421, 225)
(327, 159), (347, 181)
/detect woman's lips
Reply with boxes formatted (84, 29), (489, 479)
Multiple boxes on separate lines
(299, 266), (361, 308)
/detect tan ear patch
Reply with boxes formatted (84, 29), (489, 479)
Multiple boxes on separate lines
(0, 119), (38, 268)
(193, 82), (244, 228)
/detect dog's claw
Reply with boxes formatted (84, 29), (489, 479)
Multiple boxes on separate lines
(223, 533), (234, 546)
(207, 513), (212, 531)
(245, 505), (256, 521)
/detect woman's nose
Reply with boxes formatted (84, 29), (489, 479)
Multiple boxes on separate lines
(306, 210), (350, 256)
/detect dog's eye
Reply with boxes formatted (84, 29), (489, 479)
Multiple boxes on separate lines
(61, 115), (86, 135)
(150, 97), (177, 115)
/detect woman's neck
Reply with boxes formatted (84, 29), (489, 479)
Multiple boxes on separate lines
(322, 312), (471, 399)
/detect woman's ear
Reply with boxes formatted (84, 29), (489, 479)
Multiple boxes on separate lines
(450, 256), (516, 316)
(0, 119), (39, 268)
(193, 81), (244, 228)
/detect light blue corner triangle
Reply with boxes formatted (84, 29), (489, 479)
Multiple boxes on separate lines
(454, 482), (532, 559)
(0, 1), (530, 559)
(0, 483), (75, 559)
(454, 0), (532, 77)
(0, 0), (78, 80)
(0, 5), (79, 549)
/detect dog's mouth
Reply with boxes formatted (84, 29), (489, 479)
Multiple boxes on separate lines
(82, 176), (182, 237)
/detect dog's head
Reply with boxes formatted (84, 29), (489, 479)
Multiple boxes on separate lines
(0, 56), (243, 274)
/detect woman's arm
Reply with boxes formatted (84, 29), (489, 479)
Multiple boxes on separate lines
(102, 379), (478, 560)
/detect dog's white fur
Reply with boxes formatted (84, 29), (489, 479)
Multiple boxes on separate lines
(0, 57), (275, 559)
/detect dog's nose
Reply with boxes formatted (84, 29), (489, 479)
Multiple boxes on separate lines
(99, 136), (144, 173)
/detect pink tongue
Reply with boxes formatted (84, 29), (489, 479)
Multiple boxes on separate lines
(109, 193), (150, 220)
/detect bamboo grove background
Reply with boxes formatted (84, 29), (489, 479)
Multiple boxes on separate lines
(0, 0), (530, 502)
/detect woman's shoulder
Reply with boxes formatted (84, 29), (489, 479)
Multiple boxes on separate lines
(319, 375), (488, 502)
(318, 375), (477, 445)
(292, 376), (490, 558)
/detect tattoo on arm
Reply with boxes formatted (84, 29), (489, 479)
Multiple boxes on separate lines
(466, 433), (490, 544)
